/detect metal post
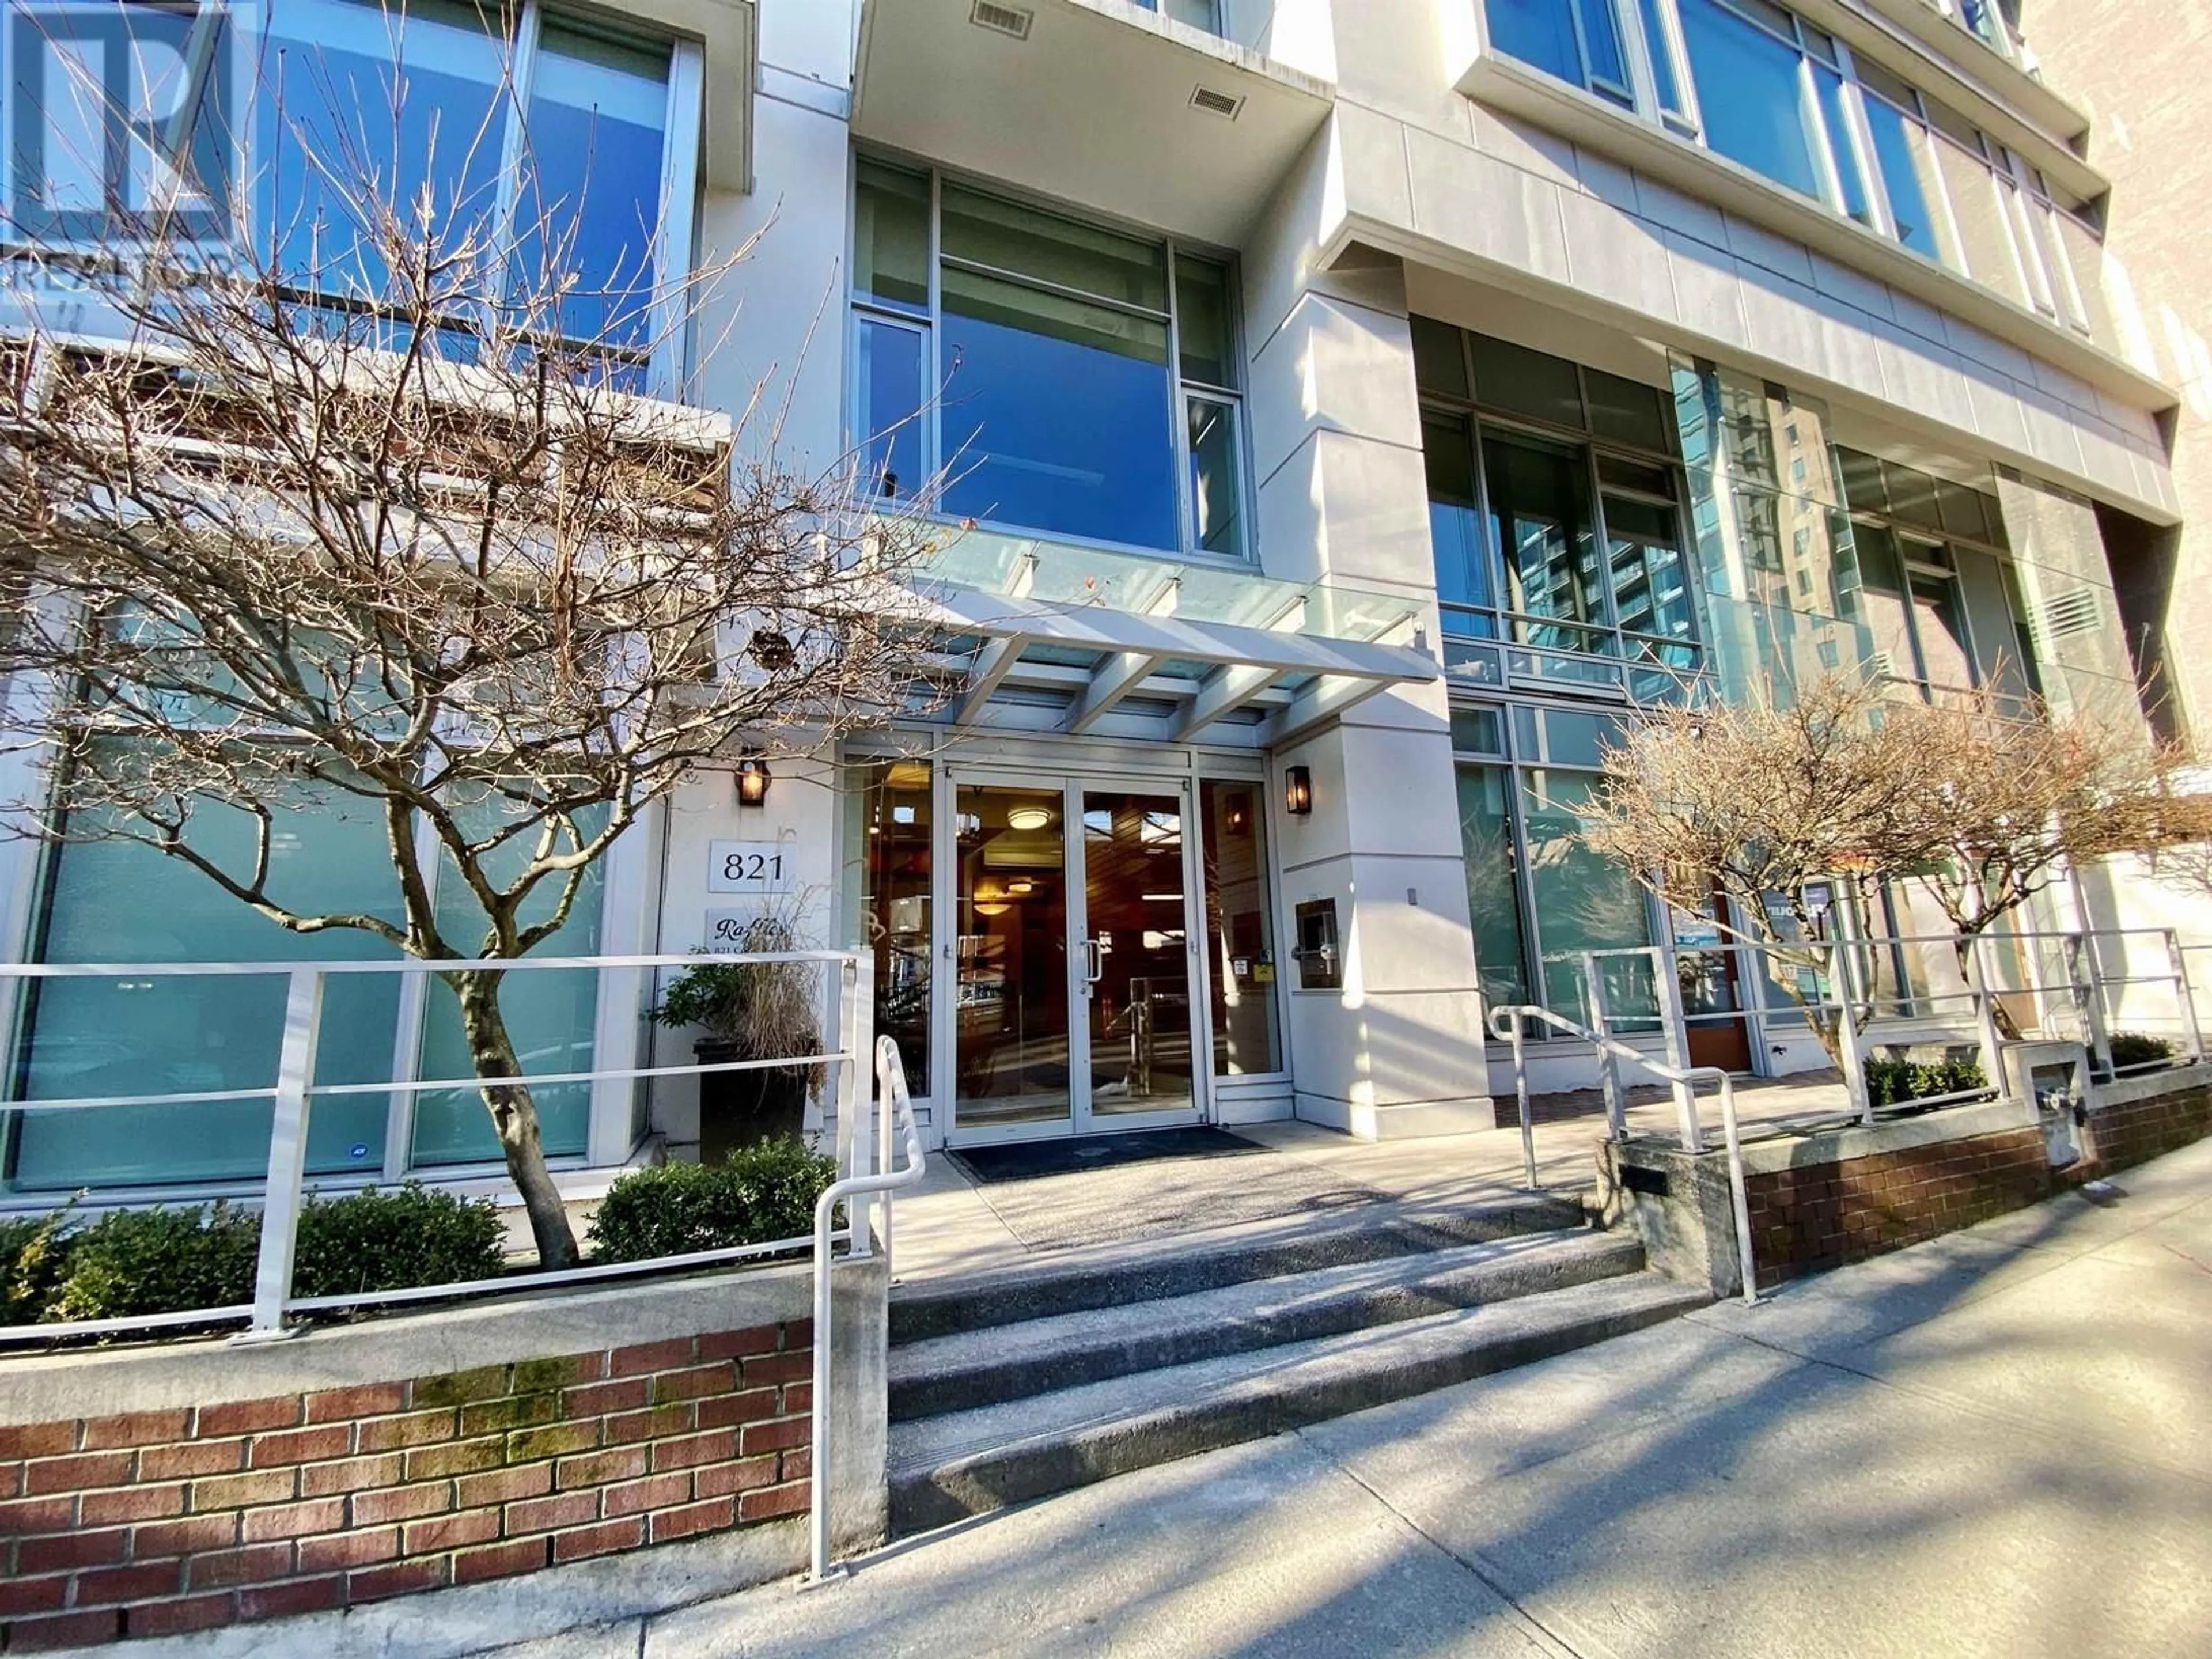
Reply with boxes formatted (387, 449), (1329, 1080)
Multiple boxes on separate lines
(834, 959), (873, 1260)
(1965, 931), (2008, 1102)
(1716, 1075), (1758, 1308)
(235, 968), (323, 1344)
(1831, 940), (1874, 1127)
(1509, 1016), (1536, 1191)
(1584, 953), (1623, 1139)
(1652, 942), (1702, 1152)
(2167, 929), (2204, 1065)
(2067, 933), (2115, 1079)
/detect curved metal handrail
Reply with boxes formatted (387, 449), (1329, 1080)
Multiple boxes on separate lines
(808, 1035), (928, 1583)
(1489, 1003), (1758, 1308)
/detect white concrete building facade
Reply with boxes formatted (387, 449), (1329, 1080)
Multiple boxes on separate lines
(0, 0), (2187, 1199)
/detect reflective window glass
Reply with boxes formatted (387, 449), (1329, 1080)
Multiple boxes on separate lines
(1485, 431), (1600, 632)
(1575, 0), (1630, 91)
(1411, 314), (1470, 398)
(1910, 574), (1975, 692)
(260, 0), (508, 302)
(854, 160), (931, 312)
(859, 759), (931, 1098)
(1423, 413), (1494, 613)
(1456, 764), (1531, 1010)
(942, 185), (1168, 312)
(855, 315), (925, 501)
(1175, 255), (1236, 387)
(1524, 769), (1657, 1020)
(1585, 369), (1671, 452)
(1187, 394), (1247, 558)
(1470, 334), (1583, 430)
(1677, 0), (1823, 200)
(1487, 0), (1584, 84)
(509, 22), (670, 350)
(940, 264), (1177, 548)
(1200, 781), (1281, 1075)
(1813, 66), (1874, 226)
(1861, 93), (1943, 259)
(1451, 706), (1506, 755)
(1637, 0), (1688, 117)
(1605, 495), (1695, 638)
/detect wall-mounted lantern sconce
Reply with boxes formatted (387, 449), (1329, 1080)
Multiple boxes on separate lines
(736, 757), (772, 808)
(1283, 765), (1313, 817)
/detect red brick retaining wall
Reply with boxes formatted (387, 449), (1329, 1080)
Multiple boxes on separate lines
(1744, 1083), (2212, 1290)
(0, 1321), (810, 1651)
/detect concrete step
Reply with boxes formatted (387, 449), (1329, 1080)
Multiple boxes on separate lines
(888, 1271), (1707, 1536)
(888, 1192), (1588, 1344)
(889, 1230), (1645, 1422)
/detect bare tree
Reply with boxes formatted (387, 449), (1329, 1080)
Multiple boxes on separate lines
(0, 24), (948, 1266)
(1878, 681), (2191, 1031)
(1581, 674), (1929, 1063)
(1584, 670), (2188, 1060)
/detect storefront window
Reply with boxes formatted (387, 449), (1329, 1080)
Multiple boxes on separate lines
(857, 759), (933, 1098)
(1199, 781), (1280, 1075)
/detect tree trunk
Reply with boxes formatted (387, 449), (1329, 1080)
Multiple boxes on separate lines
(1953, 934), (2025, 1040)
(450, 968), (582, 1269)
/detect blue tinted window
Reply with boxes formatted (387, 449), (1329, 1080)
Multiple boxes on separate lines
(1423, 414), (1495, 614)
(1637, 0), (1687, 116)
(1488, 0), (1583, 84)
(857, 315), (925, 501)
(509, 24), (671, 350)
(260, 0), (509, 303)
(941, 266), (1177, 549)
(1862, 96), (1940, 257)
(1575, 0), (1628, 90)
(1678, 0), (1821, 200)
(1813, 66), (1874, 225)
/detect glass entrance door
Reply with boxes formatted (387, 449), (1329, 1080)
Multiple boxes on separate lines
(945, 772), (1203, 1142)
(1080, 789), (1195, 1123)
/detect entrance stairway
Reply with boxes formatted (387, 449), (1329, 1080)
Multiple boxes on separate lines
(886, 1195), (1706, 1535)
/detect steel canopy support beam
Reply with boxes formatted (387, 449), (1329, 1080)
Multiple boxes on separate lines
(1066, 651), (1164, 734)
(1172, 664), (1286, 742)
(952, 634), (1030, 726)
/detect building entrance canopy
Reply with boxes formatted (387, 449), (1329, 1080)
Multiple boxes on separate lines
(915, 528), (1438, 748)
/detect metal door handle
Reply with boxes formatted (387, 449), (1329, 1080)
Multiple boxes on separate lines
(1084, 939), (1104, 985)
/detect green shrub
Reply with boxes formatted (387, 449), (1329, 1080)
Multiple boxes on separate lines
(293, 1184), (508, 1300)
(2108, 1032), (2177, 1068)
(588, 1138), (836, 1264)
(46, 1202), (260, 1323)
(0, 1207), (71, 1324)
(1865, 1056), (1989, 1108)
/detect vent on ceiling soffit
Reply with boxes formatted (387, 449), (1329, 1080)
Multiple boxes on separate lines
(1191, 85), (1244, 119)
(971, 1), (1033, 39)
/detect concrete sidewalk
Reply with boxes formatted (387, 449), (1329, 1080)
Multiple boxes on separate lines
(107, 1135), (2212, 1659)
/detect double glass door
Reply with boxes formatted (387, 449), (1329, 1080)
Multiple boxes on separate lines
(945, 772), (1202, 1143)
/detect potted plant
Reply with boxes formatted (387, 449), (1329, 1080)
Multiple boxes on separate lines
(652, 920), (824, 1163)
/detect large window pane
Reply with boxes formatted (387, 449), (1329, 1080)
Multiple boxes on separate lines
(1484, 431), (1600, 633)
(508, 23), (669, 350)
(260, 0), (508, 304)
(1678, 0), (1822, 200)
(1487, 0), (1584, 84)
(1861, 94), (1944, 260)
(1574, 0), (1629, 91)
(1522, 768), (1656, 1021)
(14, 772), (400, 1189)
(1813, 66), (1874, 226)
(1424, 412), (1494, 614)
(1456, 765), (1531, 1010)
(1199, 781), (1281, 1075)
(860, 759), (931, 1099)
(1186, 393), (1247, 558)
(1605, 495), (1695, 639)
(1910, 573), (1975, 694)
(1175, 254), (1236, 387)
(940, 264), (1177, 548)
(1637, 0), (1688, 118)
(410, 794), (608, 1166)
(941, 185), (1167, 312)
(855, 315), (925, 502)
(854, 160), (931, 313)
(1470, 334), (1582, 430)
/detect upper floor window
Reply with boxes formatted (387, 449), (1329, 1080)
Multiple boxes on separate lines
(851, 159), (1251, 562)
(3, 0), (702, 390)
(1481, 0), (2088, 324)
(1131, 0), (1225, 33)
(1414, 317), (1698, 698)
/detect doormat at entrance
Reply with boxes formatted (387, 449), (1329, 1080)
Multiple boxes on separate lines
(949, 1126), (1266, 1185)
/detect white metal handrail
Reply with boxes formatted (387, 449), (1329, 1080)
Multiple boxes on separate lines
(1489, 1002), (1758, 1308)
(0, 950), (877, 1346)
(808, 1034), (926, 1585)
